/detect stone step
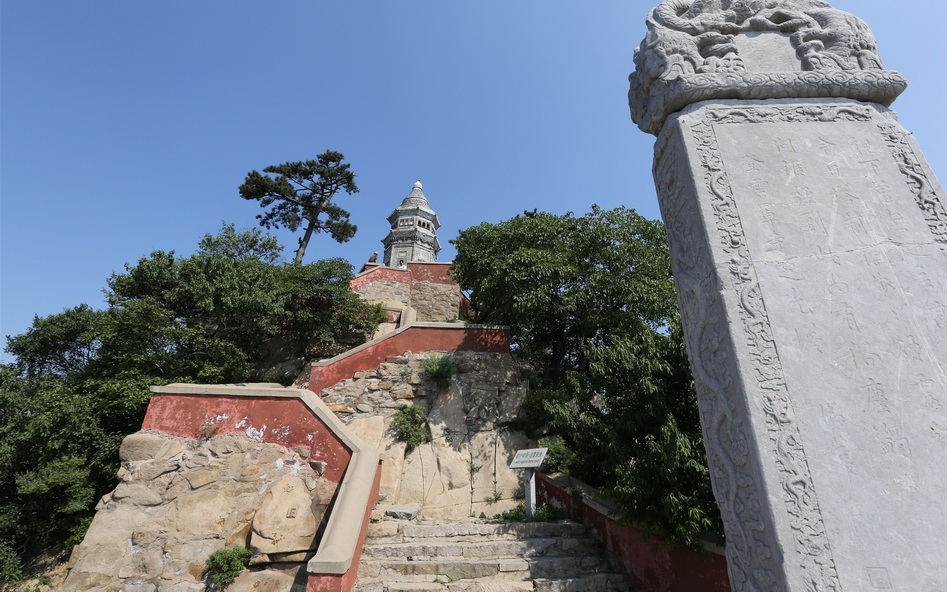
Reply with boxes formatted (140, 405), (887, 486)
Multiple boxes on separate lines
(444, 582), (537, 592)
(383, 584), (447, 592)
(356, 573), (461, 586)
(355, 582), (536, 592)
(356, 519), (632, 592)
(357, 555), (614, 583)
(533, 574), (635, 592)
(366, 520), (589, 542)
(355, 574), (632, 592)
(361, 536), (601, 560)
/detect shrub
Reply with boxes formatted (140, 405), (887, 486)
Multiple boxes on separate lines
(0, 540), (22, 585)
(490, 503), (562, 523)
(422, 354), (456, 388)
(204, 545), (251, 589)
(391, 405), (432, 452)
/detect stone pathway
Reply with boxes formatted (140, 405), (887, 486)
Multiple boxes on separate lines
(354, 508), (633, 592)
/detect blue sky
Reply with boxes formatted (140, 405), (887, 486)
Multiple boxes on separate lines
(2, 1), (944, 357)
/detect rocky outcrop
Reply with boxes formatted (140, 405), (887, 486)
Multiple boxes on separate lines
(63, 432), (332, 592)
(327, 351), (535, 521)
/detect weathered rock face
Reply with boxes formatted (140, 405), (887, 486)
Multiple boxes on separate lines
(63, 432), (331, 592)
(338, 351), (534, 520)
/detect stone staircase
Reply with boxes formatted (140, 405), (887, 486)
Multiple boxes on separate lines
(354, 510), (634, 592)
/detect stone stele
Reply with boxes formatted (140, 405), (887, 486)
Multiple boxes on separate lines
(630, 1), (947, 591)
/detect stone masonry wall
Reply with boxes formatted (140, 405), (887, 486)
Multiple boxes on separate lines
(353, 280), (410, 310)
(319, 351), (533, 520)
(410, 281), (461, 322)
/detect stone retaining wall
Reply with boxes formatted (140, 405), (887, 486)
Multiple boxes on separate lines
(411, 281), (461, 322)
(353, 280), (410, 310)
(350, 263), (465, 326)
(322, 351), (535, 521)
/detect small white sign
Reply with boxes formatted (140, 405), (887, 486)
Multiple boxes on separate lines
(509, 447), (548, 469)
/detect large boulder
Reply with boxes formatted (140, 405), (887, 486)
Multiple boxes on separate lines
(250, 476), (321, 557)
(63, 432), (331, 592)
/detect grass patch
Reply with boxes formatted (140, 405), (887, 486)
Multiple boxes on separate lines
(422, 354), (456, 388)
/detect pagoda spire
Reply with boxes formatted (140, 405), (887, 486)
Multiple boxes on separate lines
(382, 181), (441, 267)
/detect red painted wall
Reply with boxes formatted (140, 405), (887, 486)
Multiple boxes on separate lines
(142, 394), (351, 484)
(537, 475), (730, 592)
(405, 262), (455, 284)
(309, 325), (509, 394)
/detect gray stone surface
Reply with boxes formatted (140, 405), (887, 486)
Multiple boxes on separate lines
(629, 0), (907, 135)
(119, 431), (170, 462)
(650, 97), (947, 591)
(355, 519), (631, 592)
(383, 505), (421, 520)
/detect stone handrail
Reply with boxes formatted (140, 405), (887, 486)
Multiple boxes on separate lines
(306, 448), (379, 573)
(294, 390), (381, 579)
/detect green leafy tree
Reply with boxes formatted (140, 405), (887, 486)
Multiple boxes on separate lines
(0, 366), (117, 580)
(451, 206), (721, 547)
(4, 305), (103, 380)
(105, 224), (383, 370)
(276, 258), (386, 360)
(239, 150), (359, 264)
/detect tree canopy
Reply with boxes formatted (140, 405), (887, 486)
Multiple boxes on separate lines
(0, 224), (383, 581)
(451, 206), (722, 547)
(238, 150), (359, 264)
